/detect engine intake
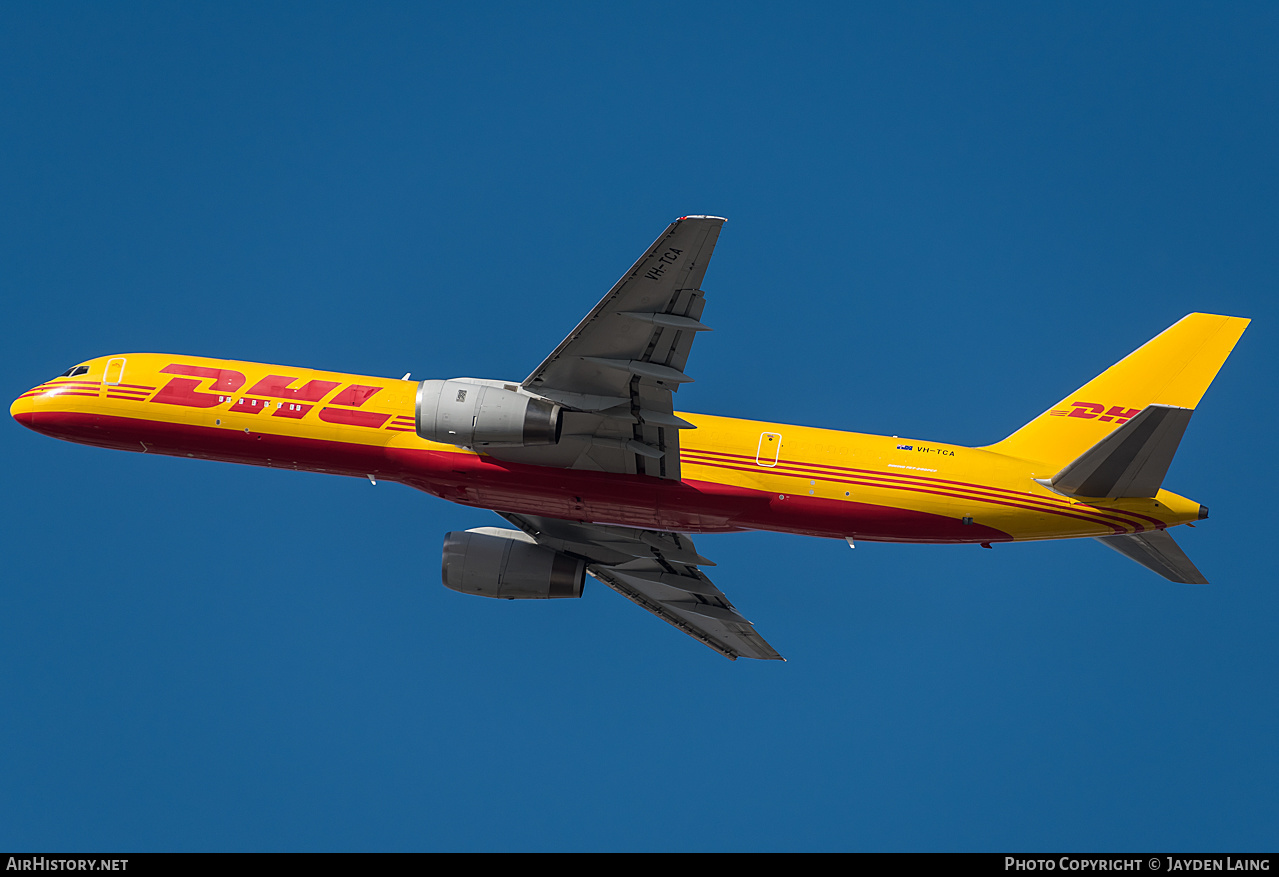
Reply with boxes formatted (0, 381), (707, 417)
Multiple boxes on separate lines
(417, 379), (561, 448)
(441, 528), (586, 599)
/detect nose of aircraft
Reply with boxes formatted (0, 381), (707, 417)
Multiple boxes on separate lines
(11, 384), (42, 429)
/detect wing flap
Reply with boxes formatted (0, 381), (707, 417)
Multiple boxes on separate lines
(588, 564), (783, 661)
(499, 512), (783, 661)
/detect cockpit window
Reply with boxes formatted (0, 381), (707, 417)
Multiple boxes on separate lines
(58, 366), (90, 378)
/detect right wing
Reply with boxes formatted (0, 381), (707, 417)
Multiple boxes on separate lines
(498, 512), (784, 661)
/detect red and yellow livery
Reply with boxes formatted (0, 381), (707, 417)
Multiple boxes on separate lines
(10, 217), (1251, 660)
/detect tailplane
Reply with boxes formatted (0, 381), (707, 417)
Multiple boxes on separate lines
(1042, 403), (1193, 499)
(1095, 530), (1209, 585)
(994, 312), (1250, 586)
(986, 313), (1250, 469)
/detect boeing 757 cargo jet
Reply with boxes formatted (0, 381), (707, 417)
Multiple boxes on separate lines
(11, 216), (1250, 659)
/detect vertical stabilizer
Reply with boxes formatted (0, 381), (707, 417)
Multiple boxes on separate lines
(986, 313), (1249, 468)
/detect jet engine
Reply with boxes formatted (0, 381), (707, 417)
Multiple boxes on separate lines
(417, 379), (561, 448)
(441, 528), (586, 599)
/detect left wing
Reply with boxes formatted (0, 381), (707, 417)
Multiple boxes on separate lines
(498, 512), (784, 661)
(484, 216), (725, 479)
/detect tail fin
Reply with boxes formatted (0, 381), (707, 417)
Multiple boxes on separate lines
(986, 313), (1250, 468)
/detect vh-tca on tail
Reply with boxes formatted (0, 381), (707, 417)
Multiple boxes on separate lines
(10, 216), (1250, 660)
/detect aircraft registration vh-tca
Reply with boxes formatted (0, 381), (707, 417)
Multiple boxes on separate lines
(12, 216), (1251, 660)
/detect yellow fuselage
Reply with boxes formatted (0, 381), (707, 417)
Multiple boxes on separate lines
(12, 353), (1204, 544)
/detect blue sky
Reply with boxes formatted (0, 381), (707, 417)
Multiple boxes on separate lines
(2, 3), (1276, 851)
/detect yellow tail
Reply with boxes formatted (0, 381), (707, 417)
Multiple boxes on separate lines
(986, 313), (1250, 467)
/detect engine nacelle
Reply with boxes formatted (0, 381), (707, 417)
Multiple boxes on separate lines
(417, 379), (561, 448)
(441, 528), (586, 599)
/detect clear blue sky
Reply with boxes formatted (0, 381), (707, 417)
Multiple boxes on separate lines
(3, 2), (1276, 851)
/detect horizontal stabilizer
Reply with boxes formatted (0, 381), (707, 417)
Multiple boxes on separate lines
(1048, 404), (1192, 499)
(1094, 530), (1208, 584)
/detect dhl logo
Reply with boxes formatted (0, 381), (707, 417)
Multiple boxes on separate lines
(145, 364), (411, 430)
(1049, 401), (1141, 423)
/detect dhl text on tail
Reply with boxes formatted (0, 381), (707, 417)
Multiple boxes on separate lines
(11, 216), (1250, 660)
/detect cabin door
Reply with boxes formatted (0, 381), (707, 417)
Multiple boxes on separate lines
(756, 432), (782, 467)
(103, 357), (127, 386)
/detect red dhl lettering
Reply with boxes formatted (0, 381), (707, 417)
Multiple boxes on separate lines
(330, 384), (381, 407)
(150, 365), (396, 428)
(152, 365), (246, 408)
(319, 407), (391, 428)
(233, 396), (271, 413)
(272, 403), (314, 419)
(247, 375), (341, 402)
(1066, 401), (1142, 423)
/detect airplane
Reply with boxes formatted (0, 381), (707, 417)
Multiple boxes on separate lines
(11, 216), (1250, 661)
